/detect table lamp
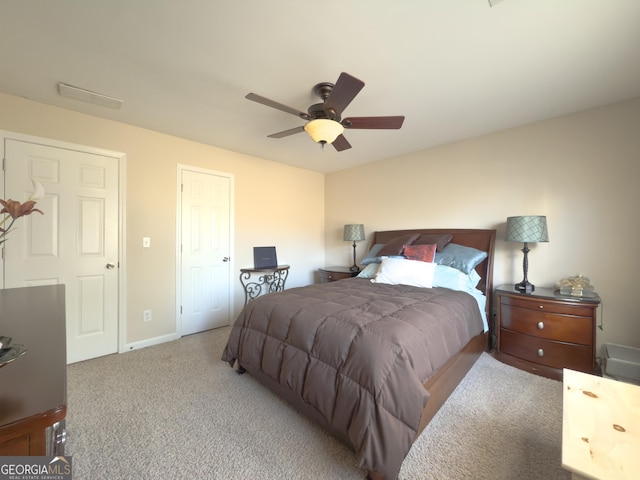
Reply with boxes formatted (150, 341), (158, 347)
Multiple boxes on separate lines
(505, 215), (549, 293)
(343, 224), (365, 272)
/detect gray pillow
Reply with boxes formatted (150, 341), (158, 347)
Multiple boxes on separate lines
(413, 233), (453, 252)
(360, 244), (385, 265)
(376, 233), (420, 256)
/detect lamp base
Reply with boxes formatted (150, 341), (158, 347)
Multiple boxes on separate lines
(514, 281), (535, 294)
(349, 241), (360, 273)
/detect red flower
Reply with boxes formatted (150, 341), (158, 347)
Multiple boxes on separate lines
(0, 181), (45, 244)
(0, 199), (44, 219)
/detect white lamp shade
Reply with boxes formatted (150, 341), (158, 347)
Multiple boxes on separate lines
(505, 216), (549, 243)
(304, 119), (344, 144)
(343, 224), (365, 241)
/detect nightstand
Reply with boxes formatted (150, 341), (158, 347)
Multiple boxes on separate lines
(318, 266), (360, 283)
(495, 284), (600, 381)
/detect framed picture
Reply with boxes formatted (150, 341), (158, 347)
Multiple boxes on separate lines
(253, 246), (278, 269)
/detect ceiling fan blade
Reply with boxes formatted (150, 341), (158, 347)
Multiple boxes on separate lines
(342, 116), (405, 129)
(323, 73), (365, 118)
(332, 134), (352, 152)
(246, 93), (311, 120)
(267, 126), (305, 138)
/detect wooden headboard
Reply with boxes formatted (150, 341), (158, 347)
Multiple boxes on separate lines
(370, 228), (496, 318)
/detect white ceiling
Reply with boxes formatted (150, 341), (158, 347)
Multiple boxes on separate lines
(1, 1), (639, 173)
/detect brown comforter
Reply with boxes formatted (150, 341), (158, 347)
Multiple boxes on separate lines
(222, 277), (484, 479)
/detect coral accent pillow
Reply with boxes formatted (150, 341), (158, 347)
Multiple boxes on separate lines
(403, 244), (436, 263)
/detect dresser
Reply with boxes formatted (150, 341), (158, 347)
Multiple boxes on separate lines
(495, 285), (600, 381)
(0, 285), (67, 455)
(318, 266), (360, 283)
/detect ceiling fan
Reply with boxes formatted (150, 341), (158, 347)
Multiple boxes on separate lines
(246, 72), (405, 152)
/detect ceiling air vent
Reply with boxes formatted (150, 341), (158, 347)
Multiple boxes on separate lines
(58, 83), (123, 109)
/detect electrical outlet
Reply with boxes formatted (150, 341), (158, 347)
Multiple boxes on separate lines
(143, 310), (152, 322)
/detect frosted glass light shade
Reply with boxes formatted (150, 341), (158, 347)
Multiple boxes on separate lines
(304, 119), (344, 144)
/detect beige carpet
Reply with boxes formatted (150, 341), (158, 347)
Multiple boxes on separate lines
(65, 327), (570, 479)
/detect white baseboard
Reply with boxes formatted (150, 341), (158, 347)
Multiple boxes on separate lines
(122, 332), (179, 353)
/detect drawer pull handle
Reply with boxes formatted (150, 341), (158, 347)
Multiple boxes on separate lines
(539, 305), (544, 309)
(537, 348), (544, 357)
(537, 321), (544, 330)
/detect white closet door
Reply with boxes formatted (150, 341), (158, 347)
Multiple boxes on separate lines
(3, 138), (119, 363)
(180, 168), (231, 335)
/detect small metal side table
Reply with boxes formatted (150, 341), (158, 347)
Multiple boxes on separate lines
(239, 265), (290, 305)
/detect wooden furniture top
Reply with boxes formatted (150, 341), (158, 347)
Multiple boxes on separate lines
(562, 368), (640, 479)
(0, 285), (67, 428)
(496, 284), (601, 305)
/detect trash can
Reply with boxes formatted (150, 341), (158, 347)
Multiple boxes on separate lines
(603, 343), (640, 385)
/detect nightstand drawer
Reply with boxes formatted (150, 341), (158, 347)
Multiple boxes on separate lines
(318, 267), (359, 283)
(500, 305), (593, 344)
(320, 271), (351, 282)
(500, 330), (592, 371)
(500, 295), (594, 317)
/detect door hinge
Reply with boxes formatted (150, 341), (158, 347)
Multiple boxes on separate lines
(180, 305), (183, 314)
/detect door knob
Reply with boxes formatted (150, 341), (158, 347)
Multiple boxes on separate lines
(222, 257), (230, 262)
(106, 262), (116, 269)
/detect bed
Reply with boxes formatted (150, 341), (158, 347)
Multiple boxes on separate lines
(222, 228), (496, 480)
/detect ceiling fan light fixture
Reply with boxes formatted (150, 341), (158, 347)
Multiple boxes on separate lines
(304, 119), (344, 144)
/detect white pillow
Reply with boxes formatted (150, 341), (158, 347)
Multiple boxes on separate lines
(372, 257), (436, 288)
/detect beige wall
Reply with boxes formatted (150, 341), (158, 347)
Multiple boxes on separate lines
(0, 93), (325, 347)
(3, 91), (638, 357)
(326, 97), (640, 355)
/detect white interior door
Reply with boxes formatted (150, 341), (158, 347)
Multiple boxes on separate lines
(180, 168), (232, 335)
(3, 138), (120, 364)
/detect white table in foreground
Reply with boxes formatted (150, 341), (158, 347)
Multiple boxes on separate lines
(562, 368), (640, 479)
